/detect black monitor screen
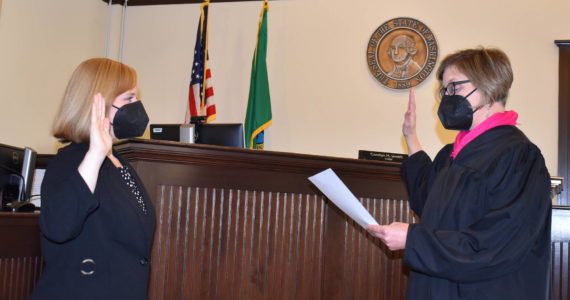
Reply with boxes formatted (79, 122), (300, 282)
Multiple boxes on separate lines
(0, 144), (25, 205)
(0, 143), (36, 205)
(195, 123), (244, 148)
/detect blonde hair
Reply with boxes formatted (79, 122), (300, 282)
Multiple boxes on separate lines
(436, 47), (513, 105)
(53, 58), (137, 143)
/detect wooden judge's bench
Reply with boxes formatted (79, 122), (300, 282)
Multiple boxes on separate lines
(1, 139), (569, 299)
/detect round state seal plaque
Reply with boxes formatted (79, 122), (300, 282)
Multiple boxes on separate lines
(367, 17), (438, 90)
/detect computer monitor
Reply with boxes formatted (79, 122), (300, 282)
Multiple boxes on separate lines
(195, 123), (245, 148)
(0, 143), (36, 207)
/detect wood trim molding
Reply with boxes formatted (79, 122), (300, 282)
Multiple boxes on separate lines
(113, 138), (402, 178)
(101, 0), (276, 5)
(555, 40), (570, 46)
(113, 138), (406, 199)
(557, 40), (570, 205)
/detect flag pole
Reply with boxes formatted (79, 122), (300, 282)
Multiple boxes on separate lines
(254, 0), (268, 64)
(200, 0), (210, 116)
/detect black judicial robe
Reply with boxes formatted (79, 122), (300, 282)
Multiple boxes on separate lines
(401, 125), (551, 300)
(29, 143), (156, 300)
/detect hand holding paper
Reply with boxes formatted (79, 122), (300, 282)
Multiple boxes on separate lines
(308, 168), (379, 228)
(366, 222), (409, 251)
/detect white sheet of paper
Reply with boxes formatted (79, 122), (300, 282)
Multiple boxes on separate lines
(308, 168), (379, 228)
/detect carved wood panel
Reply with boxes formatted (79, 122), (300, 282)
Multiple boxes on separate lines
(147, 184), (415, 300)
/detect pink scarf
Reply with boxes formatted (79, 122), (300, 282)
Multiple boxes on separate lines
(451, 110), (518, 158)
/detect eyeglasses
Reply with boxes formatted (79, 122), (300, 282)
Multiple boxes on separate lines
(440, 80), (470, 97)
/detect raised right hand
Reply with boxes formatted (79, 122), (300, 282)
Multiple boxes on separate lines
(88, 93), (112, 159)
(402, 88), (422, 155)
(402, 88), (417, 137)
(78, 93), (112, 193)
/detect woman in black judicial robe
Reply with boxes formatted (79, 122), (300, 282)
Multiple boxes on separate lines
(29, 58), (155, 300)
(367, 48), (551, 300)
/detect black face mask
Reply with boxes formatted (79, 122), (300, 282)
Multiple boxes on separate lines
(111, 101), (149, 139)
(437, 88), (482, 130)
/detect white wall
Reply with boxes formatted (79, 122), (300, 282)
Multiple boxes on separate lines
(1, 0), (569, 175)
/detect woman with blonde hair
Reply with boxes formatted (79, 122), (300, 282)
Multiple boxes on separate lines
(29, 58), (155, 300)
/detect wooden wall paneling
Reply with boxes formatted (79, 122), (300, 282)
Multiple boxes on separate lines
(3, 139), (567, 299)
(335, 198), (414, 300)
(114, 139), (410, 299)
(552, 241), (569, 300)
(0, 213), (43, 300)
(552, 206), (570, 300)
(556, 40), (570, 205)
(320, 198), (346, 300)
(148, 185), (327, 299)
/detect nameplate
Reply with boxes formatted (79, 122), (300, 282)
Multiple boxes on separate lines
(358, 150), (408, 162)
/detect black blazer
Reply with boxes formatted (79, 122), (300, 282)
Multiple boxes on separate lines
(29, 143), (156, 300)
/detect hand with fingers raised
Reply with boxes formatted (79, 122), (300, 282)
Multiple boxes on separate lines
(77, 93), (113, 193)
(402, 88), (422, 155)
(88, 93), (113, 159)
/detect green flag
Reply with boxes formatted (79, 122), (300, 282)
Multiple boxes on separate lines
(244, 2), (272, 149)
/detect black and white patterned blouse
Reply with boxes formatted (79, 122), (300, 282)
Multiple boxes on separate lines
(118, 165), (148, 214)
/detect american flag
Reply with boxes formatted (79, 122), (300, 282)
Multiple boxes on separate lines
(186, 2), (216, 123)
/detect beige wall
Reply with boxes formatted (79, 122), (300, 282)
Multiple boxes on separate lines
(1, 0), (568, 175)
(0, 0), (108, 152)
